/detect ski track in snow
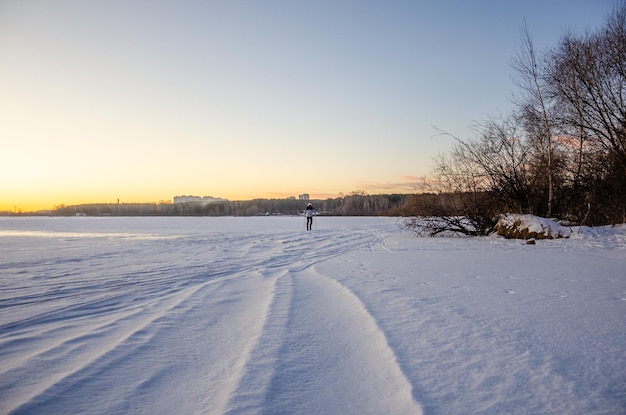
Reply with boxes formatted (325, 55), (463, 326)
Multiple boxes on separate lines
(1, 217), (625, 414)
(224, 265), (420, 415)
(0, 217), (421, 414)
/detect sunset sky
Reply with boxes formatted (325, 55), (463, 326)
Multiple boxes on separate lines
(0, 0), (614, 212)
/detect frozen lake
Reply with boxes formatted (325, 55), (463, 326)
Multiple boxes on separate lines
(1, 216), (625, 414)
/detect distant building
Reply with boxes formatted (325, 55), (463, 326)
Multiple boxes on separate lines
(299, 194), (310, 200)
(173, 195), (202, 203)
(173, 195), (227, 204)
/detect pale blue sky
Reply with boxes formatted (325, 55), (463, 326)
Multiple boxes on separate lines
(0, 0), (615, 210)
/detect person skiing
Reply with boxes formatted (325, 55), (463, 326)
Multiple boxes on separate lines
(304, 202), (315, 230)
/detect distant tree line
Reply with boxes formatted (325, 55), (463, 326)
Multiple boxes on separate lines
(47, 194), (409, 217)
(404, 3), (626, 236)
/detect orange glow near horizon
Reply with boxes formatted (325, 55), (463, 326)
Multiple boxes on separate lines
(1, 180), (425, 213)
(2, 189), (410, 213)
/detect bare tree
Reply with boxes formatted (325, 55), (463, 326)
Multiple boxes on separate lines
(403, 118), (532, 237)
(512, 20), (555, 217)
(545, 2), (626, 223)
(548, 4), (626, 167)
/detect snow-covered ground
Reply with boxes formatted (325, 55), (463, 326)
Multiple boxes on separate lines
(1, 216), (625, 415)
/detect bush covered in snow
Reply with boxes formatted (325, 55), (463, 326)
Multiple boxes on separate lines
(495, 214), (572, 239)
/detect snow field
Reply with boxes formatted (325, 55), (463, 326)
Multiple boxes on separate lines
(317, 235), (626, 414)
(0, 216), (625, 414)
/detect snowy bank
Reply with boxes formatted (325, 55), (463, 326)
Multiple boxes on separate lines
(496, 213), (573, 239)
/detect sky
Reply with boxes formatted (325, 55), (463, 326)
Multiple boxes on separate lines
(0, 0), (616, 212)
